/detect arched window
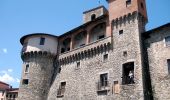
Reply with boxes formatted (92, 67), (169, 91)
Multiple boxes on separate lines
(90, 22), (106, 43)
(74, 31), (87, 48)
(61, 38), (71, 53)
(91, 14), (96, 21)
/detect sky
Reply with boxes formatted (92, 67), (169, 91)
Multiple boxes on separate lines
(0, 0), (170, 88)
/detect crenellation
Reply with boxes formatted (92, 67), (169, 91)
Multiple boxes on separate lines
(18, 0), (170, 100)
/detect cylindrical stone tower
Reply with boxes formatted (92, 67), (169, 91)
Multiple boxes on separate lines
(18, 33), (58, 100)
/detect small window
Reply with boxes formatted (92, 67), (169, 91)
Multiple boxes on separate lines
(100, 73), (108, 86)
(98, 35), (105, 40)
(126, 0), (131, 6)
(165, 36), (170, 47)
(57, 82), (66, 97)
(141, 2), (144, 9)
(103, 54), (108, 61)
(119, 30), (123, 35)
(167, 59), (170, 74)
(114, 81), (120, 94)
(40, 37), (45, 45)
(123, 51), (127, 57)
(58, 67), (61, 73)
(22, 79), (29, 85)
(25, 64), (29, 73)
(76, 62), (80, 69)
(91, 14), (96, 21)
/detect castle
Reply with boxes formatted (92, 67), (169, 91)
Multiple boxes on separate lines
(18, 0), (170, 100)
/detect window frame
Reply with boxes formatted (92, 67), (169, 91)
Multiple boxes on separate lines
(103, 54), (108, 61)
(100, 73), (108, 87)
(22, 79), (29, 85)
(24, 64), (29, 73)
(39, 37), (45, 45)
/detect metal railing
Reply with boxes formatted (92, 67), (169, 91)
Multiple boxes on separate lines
(96, 81), (110, 91)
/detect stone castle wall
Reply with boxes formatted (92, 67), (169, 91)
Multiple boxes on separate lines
(47, 13), (146, 100)
(18, 52), (56, 100)
(145, 26), (170, 100)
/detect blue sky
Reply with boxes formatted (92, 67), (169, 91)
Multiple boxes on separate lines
(0, 0), (169, 88)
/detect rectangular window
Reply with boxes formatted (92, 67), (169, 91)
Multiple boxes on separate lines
(22, 79), (29, 85)
(167, 59), (170, 74)
(57, 82), (66, 97)
(126, 0), (131, 6)
(165, 36), (170, 47)
(119, 30), (123, 35)
(122, 62), (135, 85)
(76, 62), (80, 69)
(103, 54), (108, 61)
(141, 2), (144, 9)
(100, 73), (108, 86)
(25, 64), (29, 73)
(40, 37), (45, 45)
(114, 81), (120, 94)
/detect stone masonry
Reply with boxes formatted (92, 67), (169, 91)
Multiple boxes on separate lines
(18, 0), (170, 100)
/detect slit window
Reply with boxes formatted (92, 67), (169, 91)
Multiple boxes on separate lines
(22, 79), (29, 85)
(76, 62), (80, 69)
(122, 62), (135, 85)
(25, 64), (29, 73)
(167, 59), (170, 74)
(165, 36), (170, 47)
(40, 37), (45, 45)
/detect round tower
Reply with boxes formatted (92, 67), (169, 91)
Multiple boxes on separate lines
(18, 33), (58, 100)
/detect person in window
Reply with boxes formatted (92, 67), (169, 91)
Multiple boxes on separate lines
(128, 71), (134, 84)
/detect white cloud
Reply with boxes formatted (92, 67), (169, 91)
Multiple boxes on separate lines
(2, 48), (7, 53)
(0, 69), (19, 85)
(0, 73), (15, 83)
(8, 69), (13, 72)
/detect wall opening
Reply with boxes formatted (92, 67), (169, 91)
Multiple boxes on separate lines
(22, 79), (29, 85)
(100, 73), (108, 87)
(91, 14), (96, 21)
(61, 38), (71, 53)
(119, 30), (123, 35)
(103, 54), (108, 61)
(167, 59), (170, 74)
(39, 37), (45, 45)
(57, 82), (66, 97)
(165, 36), (170, 47)
(126, 0), (131, 7)
(25, 64), (29, 73)
(122, 62), (135, 85)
